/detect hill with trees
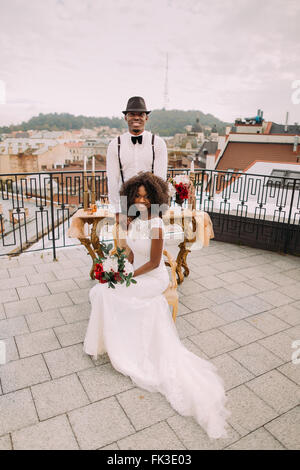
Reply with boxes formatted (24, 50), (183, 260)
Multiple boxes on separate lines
(148, 109), (229, 135)
(0, 110), (230, 136)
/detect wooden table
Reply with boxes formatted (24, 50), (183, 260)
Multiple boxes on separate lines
(163, 208), (214, 283)
(67, 209), (115, 279)
(68, 208), (214, 283)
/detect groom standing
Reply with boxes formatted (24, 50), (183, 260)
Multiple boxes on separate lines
(106, 96), (168, 222)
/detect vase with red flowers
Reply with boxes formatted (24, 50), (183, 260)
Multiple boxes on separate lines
(168, 175), (192, 208)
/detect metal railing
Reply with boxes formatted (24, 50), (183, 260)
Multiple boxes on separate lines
(0, 169), (299, 258)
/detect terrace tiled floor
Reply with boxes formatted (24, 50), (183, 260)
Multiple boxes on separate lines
(0, 240), (299, 450)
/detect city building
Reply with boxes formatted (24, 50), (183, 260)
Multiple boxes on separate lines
(0, 133), (110, 174)
(214, 110), (300, 180)
(195, 141), (219, 169)
(0, 139), (72, 174)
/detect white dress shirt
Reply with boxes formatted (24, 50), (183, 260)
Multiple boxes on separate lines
(106, 130), (168, 213)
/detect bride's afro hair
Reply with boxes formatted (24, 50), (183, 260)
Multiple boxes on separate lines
(119, 171), (169, 218)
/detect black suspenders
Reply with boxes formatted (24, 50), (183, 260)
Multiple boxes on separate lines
(117, 134), (156, 184)
(151, 133), (155, 174)
(117, 136), (124, 184)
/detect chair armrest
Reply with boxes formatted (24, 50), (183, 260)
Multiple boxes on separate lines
(163, 249), (177, 288)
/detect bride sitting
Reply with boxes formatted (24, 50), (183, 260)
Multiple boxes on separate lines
(83, 171), (230, 439)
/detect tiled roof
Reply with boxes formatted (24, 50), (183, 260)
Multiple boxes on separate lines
(64, 142), (83, 148)
(196, 141), (218, 157)
(269, 123), (300, 135)
(216, 142), (299, 171)
(215, 149), (221, 161)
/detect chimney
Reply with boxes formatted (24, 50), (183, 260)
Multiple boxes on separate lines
(293, 135), (299, 153)
(284, 112), (289, 132)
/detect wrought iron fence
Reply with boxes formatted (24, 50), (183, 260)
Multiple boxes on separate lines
(0, 169), (299, 258)
(0, 170), (108, 258)
(192, 170), (300, 255)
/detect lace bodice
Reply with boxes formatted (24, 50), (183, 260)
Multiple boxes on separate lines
(126, 216), (167, 274)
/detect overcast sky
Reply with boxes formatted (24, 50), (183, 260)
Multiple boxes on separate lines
(0, 0), (300, 127)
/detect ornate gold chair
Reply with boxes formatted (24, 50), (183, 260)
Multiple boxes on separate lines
(162, 249), (178, 322)
(111, 224), (178, 322)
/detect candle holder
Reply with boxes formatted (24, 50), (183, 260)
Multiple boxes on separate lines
(83, 171), (89, 211)
(189, 170), (196, 211)
(91, 171), (96, 205)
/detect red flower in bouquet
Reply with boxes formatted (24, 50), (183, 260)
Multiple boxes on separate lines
(93, 245), (137, 289)
(94, 263), (106, 282)
(95, 263), (103, 273)
(175, 182), (189, 200)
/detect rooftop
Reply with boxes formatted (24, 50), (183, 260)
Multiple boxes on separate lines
(0, 241), (299, 450)
(215, 141), (300, 171)
(197, 141), (218, 157)
(269, 123), (300, 135)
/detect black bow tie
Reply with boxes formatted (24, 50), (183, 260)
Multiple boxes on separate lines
(131, 135), (143, 145)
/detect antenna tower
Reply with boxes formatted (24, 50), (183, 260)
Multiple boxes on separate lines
(163, 53), (169, 110)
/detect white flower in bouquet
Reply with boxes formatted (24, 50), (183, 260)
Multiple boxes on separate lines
(124, 259), (134, 275)
(102, 256), (118, 273)
(173, 174), (190, 185)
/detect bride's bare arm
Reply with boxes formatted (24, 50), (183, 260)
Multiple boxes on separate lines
(127, 249), (134, 264)
(133, 227), (163, 277)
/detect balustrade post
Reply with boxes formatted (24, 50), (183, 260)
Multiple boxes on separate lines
(284, 178), (297, 254)
(49, 173), (57, 261)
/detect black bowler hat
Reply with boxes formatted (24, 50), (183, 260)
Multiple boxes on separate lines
(122, 96), (151, 115)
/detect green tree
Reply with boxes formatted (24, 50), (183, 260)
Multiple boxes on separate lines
(0, 110), (231, 136)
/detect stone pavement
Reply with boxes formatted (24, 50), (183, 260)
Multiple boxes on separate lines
(0, 241), (299, 450)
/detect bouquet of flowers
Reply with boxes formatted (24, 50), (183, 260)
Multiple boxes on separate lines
(94, 243), (137, 289)
(168, 174), (192, 205)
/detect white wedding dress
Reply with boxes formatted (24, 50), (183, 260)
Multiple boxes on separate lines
(83, 216), (230, 439)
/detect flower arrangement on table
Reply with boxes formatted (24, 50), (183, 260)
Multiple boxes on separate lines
(94, 244), (137, 289)
(168, 174), (192, 206)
